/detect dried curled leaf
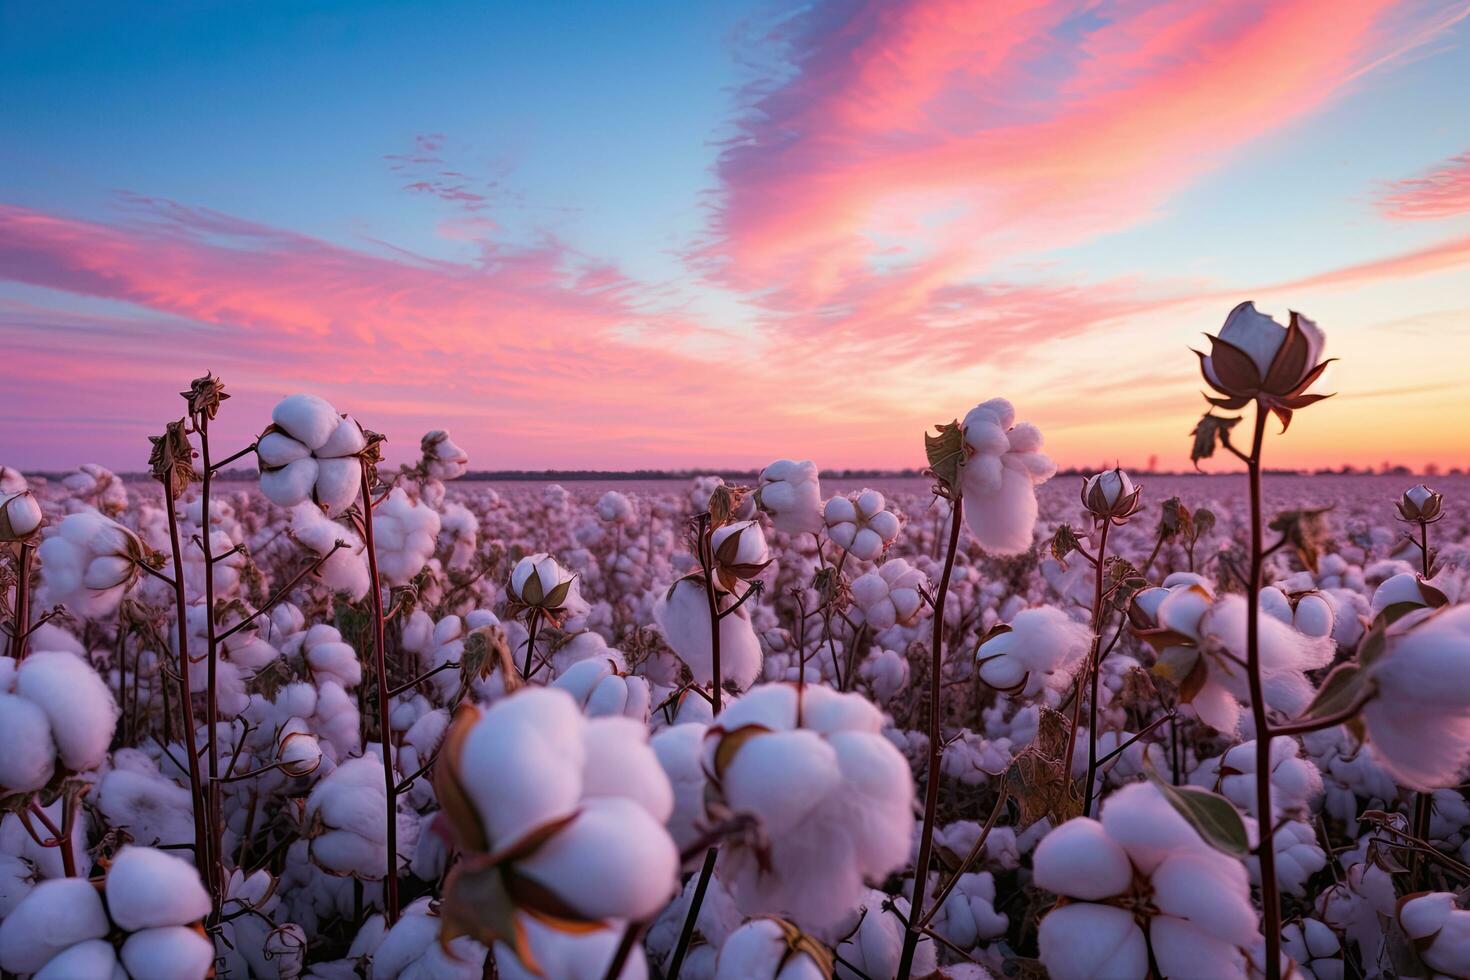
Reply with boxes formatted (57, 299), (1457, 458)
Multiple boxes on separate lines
(181, 372), (229, 420)
(148, 419), (197, 500)
(924, 420), (966, 498)
(1189, 413), (1242, 468)
(1050, 523), (1081, 567)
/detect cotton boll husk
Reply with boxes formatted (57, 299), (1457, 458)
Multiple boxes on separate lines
(0, 877), (110, 974)
(33, 938), (122, 980)
(1032, 817), (1132, 900)
(1038, 903), (1148, 980)
(17, 649), (119, 771)
(105, 846), (211, 930)
(0, 692), (55, 791)
(516, 797), (678, 921)
(120, 925), (215, 980)
(459, 687), (585, 848)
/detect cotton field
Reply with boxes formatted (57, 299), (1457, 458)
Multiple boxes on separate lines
(3, 305), (1470, 980)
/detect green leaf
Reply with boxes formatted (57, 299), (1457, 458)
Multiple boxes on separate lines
(1151, 777), (1249, 856)
(1189, 414), (1242, 468)
(1297, 662), (1371, 725)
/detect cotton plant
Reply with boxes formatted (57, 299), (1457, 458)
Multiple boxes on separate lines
(974, 605), (1091, 698)
(60, 463), (129, 515)
(431, 688), (678, 974)
(0, 846), (212, 979)
(757, 459), (823, 535)
(303, 754), (395, 880)
(697, 683), (913, 934)
(1033, 782), (1263, 977)
(823, 489), (901, 562)
(257, 393), (369, 516)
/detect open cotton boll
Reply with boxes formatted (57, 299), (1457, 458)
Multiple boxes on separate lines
(1399, 892), (1470, 977)
(0, 877), (110, 974)
(654, 576), (763, 691)
(0, 490), (42, 539)
(926, 871), (1009, 951)
(372, 488), (441, 586)
(288, 503), (370, 601)
(595, 490), (636, 524)
(421, 430), (469, 482)
(976, 606), (1091, 698)
(1362, 605), (1470, 791)
(1189, 737), (1322, 821)
(32, 939), (119, 979)
(835, 891), (934, 979)
(17, 649), (119, 772)
(849, 558), (928, 631)
(305, 755), (389, 879)
(650, 723), (709, 857)
(371, 898), (484, 979)
(119, 925), (214, 980)
(959, 399), (1055, 556)
(703, 684), (913, 933)
(823, 490), (900, 562)
(758, 459), (823, 535)
(272, 394), (341, 449)
(553, 657), (651, 720)
(715, 918), (829, 980)
(99, 766), (199, 849)
(0, 693), (55, 791)
(495, 915), (647, 980)
(1038, 903), (1148, 979)
(37, 510), (145, 618)
(105, 846), (211, 931)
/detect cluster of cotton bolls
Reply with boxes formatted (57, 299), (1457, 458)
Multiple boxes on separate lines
(10, 365), (1470, 980)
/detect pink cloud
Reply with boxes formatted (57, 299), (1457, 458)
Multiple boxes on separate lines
(702, 0), (1466, 330)
(1376, 150), (1470, 219)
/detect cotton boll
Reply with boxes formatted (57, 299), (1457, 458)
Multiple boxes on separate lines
(654, 576), (763, 691)
(105, 846), (211, 930)
(33, 939), (120, 979)
(1097, 781), (1209, 874)
(261, 457), (320, 509)
(758, 460), (823, 535)
(120, 925), (215, 980)
(959, 399), (1055, 556)
(37, 510), (145, 618)
(595, 490), (636, 524)
(1399, 892), (1470, 977)
(0, 692), (55, 791)
(1038, 903), (1148, 980)
(305, 755), (389, 879)
(495, 916), (646, 980)
(17, 649), (119, 772)
(835, 891), (934, 980)
(372, 898), (484, 979)
(1032, 817), (1132, 900)
(288, 503), (370, 601)
(371, 488), (441, 586)
(715, 918), (828, 980)
(650, 723), (709, 857)
(312, 457), (362, 517)
(976, 606), (1091, 698)
(823, 491), (900, 561)
(272, 394), (341, 449)
(0, 490), (43, 540)
(0, 877), (110, 974)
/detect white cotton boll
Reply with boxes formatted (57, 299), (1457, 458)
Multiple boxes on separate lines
(959, 399), (1054, 556)
(1400, 892), (1470, 977)
(1149, 917), (1250, 979)
(596, 490), (635, 524)
(1363, 605), (1470, 791)
(1098, 781), (1208, 874)
(976, 606), (1090, 698)
(260, 457), (320, 509)
(1151, 848), (1258, 947)
(496, 916), (645, 980)
(724, 730), (841, 835)
(37, 510), (142, 619)
(318, 416), (368, 458)
(715, 919), (827, 980)
(0, 854), (35, 917)
(0, 693), (55, 791)
(372, 898), (482, 979)
(651, 723), (709, 856)
(836, 892), (933, 980)
(1038, 903), (1148, 980)
(0, 877), (110, 974)
(105, 846), (211, 930)
(581, 717), (672, 821)
(257, 431), (311, 468)
(711, 519), (770, 567)
(459, 687), (586, 847)
(654, 577), (763, 690)
(823, 491), (900, 561)
(311, 457), (360, 516)
(758, 460), (823, 535)
(33, 939), (120, 979)
(288, 503), (370, 601)
(305, 755), (388, 878)
(1032, 817), (1132, 900)
(272, 394), (341, 450)
(516, 797), (678, 921)
(0, 490), (43, 539)
(17, 649), (119, 772)
(120, 925), (215, 980)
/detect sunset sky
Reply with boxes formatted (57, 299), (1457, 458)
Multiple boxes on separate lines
(3, 0), (1469, 474)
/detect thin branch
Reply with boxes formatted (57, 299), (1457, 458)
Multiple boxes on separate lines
(217, 542), (346, 643)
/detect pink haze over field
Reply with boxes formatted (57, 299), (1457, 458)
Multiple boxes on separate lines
(1, 0), (1469, 474)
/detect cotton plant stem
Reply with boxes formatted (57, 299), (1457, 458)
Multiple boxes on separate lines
(163, 489), (212, 890)
(198, 413), (226, 916)
(8, 541), (32, 661)
(667, 513), (726, 980)
(1245, 405), (1282, 980)
(360, 461), (400, 925)
(1081, 519), (1113, 818)
(1411, 518), (1434, 889)
(896, 494), (963, 980)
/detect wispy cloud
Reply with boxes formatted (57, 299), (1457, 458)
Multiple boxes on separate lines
(1376, 149), (1470, 219)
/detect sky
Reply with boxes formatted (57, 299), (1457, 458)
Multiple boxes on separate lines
(2, 0), (1469, 474)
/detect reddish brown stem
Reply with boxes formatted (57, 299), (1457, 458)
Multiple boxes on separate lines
(8, 541), (32, 661)
(360, 460), (400, 925)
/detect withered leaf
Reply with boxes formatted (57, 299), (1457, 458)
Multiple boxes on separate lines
(924, 420), (966, 497)
(1189, 413), (1242, 468)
